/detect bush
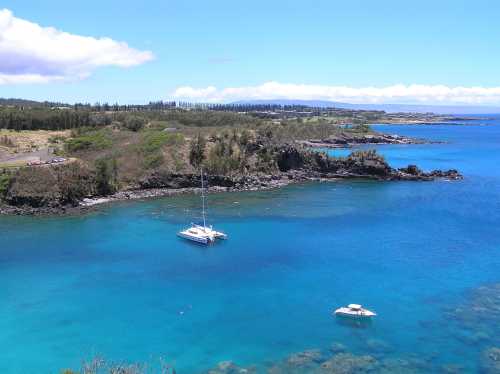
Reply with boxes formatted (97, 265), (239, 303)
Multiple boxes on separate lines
(189, 133), (206, 167)
(0, 135), (15, 147)
(4, 163), (95, 207)
(55, 162), (94, 205)
(204, 135), (246, 174)
(5, 167), (60, 207)
(347, 149), (386, 163)
(123, 116), (146, 132)
(349, 124), (372, 133)
(0, 172), (11, 198)
(48, 135), (66, 144)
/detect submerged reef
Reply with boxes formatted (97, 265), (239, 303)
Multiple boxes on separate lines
(203, 344), (453, 374)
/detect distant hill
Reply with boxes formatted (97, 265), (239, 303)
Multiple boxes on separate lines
(3, 97), (499, 115)
(233, 99), (500, 115)
(0, 98), (72, 108)
(0, 98), (45, 107)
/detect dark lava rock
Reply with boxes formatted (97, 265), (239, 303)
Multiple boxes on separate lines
(399, 164), (422, 175)
(276, 145), (306, 172)
(139, 172), (236, 189)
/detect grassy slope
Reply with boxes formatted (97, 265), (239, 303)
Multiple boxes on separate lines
(0, 110), (380, 209)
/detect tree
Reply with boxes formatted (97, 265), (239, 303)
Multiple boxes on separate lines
(189, 133), (206, 168)
(94, 157), (118, 195)
(123, 116), (146, 132)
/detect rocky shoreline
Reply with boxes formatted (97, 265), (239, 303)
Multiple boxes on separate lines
(0, 164), (462, 216)
(298, 133), (438, 149)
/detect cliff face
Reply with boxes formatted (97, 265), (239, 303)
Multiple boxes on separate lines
(137, 146), (461, 191)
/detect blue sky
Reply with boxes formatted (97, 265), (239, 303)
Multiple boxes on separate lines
(1, 0), (499, 104)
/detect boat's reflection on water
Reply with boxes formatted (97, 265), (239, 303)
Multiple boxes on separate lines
(335, 315), (374, 329)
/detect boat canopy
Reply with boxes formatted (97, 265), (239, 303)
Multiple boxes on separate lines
(348, 304), (362, 309)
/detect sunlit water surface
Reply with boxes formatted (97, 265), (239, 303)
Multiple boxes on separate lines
(1, 116), (500, 373)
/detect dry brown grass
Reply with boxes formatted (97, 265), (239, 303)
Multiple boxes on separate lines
(0, 129), (70, 153)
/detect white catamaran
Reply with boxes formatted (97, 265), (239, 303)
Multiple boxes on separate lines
(177, 170), (227, 245)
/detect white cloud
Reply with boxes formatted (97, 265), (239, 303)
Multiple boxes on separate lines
(0, 8), (154, 84)
(172, 82), (500, 106)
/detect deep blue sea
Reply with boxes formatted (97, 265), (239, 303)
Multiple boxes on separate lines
(1, 116), (500, 373)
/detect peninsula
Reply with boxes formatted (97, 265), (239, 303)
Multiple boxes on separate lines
(0, 101), (462, 215)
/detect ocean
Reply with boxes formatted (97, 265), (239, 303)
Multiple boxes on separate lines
(1, 116), (500, 373)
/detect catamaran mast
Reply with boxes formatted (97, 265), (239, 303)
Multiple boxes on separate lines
(201, 169), (207, 228)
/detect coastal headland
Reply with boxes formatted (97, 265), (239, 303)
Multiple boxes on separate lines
(0, 102), (464, 215)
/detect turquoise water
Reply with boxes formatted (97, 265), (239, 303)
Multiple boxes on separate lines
(1, 117), (500, 373)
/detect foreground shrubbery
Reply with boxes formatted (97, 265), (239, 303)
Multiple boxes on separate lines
(60, 356), (175, 374)
(5, 162), (95, 207)
(0, 171), (12, 198)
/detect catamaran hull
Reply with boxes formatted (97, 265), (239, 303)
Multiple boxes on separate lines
(177, 232), (211, 244)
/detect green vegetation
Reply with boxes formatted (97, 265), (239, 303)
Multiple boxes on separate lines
(0, 107), (104, 131)
(0, 172), (11, 198)
(59, 356), (176, 374)
(123, 115), (146, 132)
(94, 157), (118, 195)
(64, 129), (112, 153)
(5, 162), (94, 207)
(189, 133), (206, 167)
(140, 131), (185, 169)
(0, 104), (403, 211)
(0, 135), (15, 147)
(348, 149), (386, 163)
(48, 134), (67, 144)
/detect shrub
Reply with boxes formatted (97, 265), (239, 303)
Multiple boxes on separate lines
(0, 135), (15, 147)
(48, 135), (66, 144)
(55, 162), (94, 205)
(0, 172), (11, 198)
(189, 133), (206, 167)
(4, 163), (95, 207)
(123, 116), (146, 132)
(5, 167), (60, 207)
(349, 124), (371, 133)
(347, 149), (386, 163)
(204, 136), (246, 174)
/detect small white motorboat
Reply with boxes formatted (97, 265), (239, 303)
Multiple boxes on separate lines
(334, 304), (376, 318)
(178, 170), (227, 245)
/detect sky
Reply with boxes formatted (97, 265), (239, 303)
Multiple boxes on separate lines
(1, 0), (500, 105)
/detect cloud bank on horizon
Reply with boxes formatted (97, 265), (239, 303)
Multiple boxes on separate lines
(172, 82), (500, 106)
(0, 9), (153, 85)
